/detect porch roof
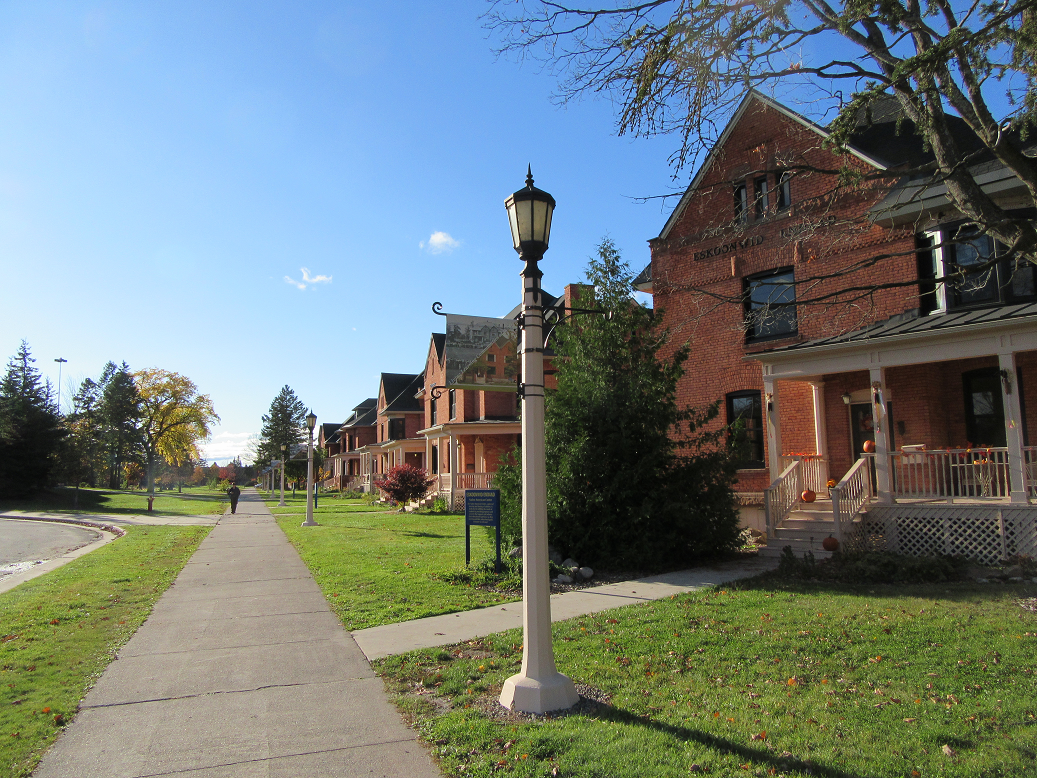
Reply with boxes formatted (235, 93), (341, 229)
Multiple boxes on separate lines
(751, 303), (1037, 380)
(418, 419), (522, 438)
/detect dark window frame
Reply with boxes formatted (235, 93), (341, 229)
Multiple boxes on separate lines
(962, 368), (1006, 448)
(449, 389), (457, 420)
(388, 418), (406, 441)
(726, 390), (765, 469)
(775, 171), (791, 211)
(926, 217), (1037, 312)
(753, 176), (769, 219)
(744, 267), (798, 342)
(734, 183), (748, 223)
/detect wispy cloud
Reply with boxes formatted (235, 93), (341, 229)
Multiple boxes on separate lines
(284, 267), (332, 290)
(419, 231), (460, 254)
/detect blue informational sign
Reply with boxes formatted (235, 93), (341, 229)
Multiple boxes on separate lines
(464, 489), (502, 571)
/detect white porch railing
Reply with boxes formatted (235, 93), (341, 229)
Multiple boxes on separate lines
(888, 447), (1011, 500)
(831, 456), (872, 544)
(457, 473), (494, 490)
(1026, 446), (1037, 499)
(764, 459), (801, 536)
(780, 454), (830, 496)
(438, 473), (451, 494)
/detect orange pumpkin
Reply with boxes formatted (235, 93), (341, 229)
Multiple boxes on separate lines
(801, 489), (816, 503)
(822, 535), (839, 552)
(862, 440), (876, 453)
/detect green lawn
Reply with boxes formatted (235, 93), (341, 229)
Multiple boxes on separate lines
(0, 525), (210, 778)
(376, 574), (1037, 777)
(269, 492), (517, 630)
(0, 485), (227, 517)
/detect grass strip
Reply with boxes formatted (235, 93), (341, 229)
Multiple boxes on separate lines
(270, 492), (518, 630)
(0, 485), (227, 517)
(376, 575), (1037, 777)
(0, 525), (210, 778)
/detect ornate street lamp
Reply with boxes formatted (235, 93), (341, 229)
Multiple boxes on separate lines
(279, 444), (287, 507)
(302, 410), (318, 527)
(499, 167), (578, 715)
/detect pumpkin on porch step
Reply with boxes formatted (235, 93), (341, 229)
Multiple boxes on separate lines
(822, 535), (839, 552)
(801, 489), (816, 503)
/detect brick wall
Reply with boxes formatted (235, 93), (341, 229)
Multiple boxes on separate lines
(651, 97), (919, 487)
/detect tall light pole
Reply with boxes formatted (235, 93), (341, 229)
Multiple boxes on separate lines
(54, 358), (67, 414)
(499, 167), (578, 715)
(302, 410), (318, 526)
(279, 444), (287, 506)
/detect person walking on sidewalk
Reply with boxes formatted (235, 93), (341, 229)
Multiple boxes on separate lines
(227, 484), (241, 514)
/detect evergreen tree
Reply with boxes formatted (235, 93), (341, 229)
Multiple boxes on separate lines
(257, 386), (307, 476)
(0, 341), (65, 496)
(500, 239), (742, 568)
(98, 362), (142, 489)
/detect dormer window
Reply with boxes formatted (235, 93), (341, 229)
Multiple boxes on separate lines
(917, 219), (1036, 314)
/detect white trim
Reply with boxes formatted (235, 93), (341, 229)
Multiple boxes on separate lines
(754, 314), (1037, 381)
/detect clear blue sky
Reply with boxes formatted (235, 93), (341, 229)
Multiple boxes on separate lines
(0, 1), (682, 463)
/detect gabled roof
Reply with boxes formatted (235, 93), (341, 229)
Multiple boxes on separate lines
(320, 422), (341, 439)
(339, 398), (378, 430)
(657, 91), (892, 241)
(380, 372), (423, 413)
(432, 332), (446, 363)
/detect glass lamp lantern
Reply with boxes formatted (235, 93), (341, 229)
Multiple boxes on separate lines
(305, 411), (317, 431)
(505, 166), (555, 257)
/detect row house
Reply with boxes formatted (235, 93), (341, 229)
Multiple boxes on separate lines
(361, 373), (426, 480)
(327, 398), (377, 490)
(328, 287), (584, 507)
(639, 91), (1037, 563)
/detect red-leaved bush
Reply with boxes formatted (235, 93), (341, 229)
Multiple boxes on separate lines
(377, 464), (435, 508)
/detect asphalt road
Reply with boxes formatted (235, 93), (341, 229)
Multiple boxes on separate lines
(0, 518), (101, 570)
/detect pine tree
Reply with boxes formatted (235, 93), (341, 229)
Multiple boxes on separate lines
(500, 239), (742, 568)
(257, 386), (307, 476)
(0, 341), (65, 496)
(98, 362), (142, 488)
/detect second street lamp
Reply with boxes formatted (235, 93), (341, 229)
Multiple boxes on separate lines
(302, 410), (318, 527)
(498, 167), (578, 715)
(279, 444), (287, 507)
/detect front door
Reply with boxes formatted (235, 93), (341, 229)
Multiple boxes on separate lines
(963, 368), (1006, 447)
(850, 401), (895, 487)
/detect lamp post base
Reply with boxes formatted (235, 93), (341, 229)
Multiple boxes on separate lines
(300, 520), (318, 527)
(500, 671), (578, 715)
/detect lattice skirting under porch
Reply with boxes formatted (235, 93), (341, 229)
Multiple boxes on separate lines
(858, 505), (1037, 565)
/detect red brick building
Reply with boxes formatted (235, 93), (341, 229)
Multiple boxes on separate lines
(639, 92), (1037, 562)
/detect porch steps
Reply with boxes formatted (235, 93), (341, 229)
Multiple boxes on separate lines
(757, 499), (843, 560)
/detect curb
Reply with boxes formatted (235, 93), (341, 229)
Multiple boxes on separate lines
(0, 517), (125, 595)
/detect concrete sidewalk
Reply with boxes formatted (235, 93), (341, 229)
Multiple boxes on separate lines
(33, 488), (440, 778)
(354, 556), (777, 661)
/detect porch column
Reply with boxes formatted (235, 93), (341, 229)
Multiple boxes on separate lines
(810, 381), (829, 490)
(764, 378), (783, 483)
(449, 432), (458, 508)
(425, 436), (432, 474)
(998, 352), (1029, 504)
(869, 367), (893, 503)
